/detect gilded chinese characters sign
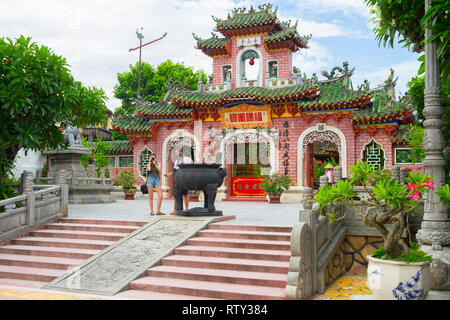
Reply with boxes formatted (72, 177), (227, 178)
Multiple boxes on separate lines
(218, 104), (273, 129)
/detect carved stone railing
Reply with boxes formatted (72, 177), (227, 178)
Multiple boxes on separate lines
(265, 75), (301, 88)
(200, 82), (231, 93)
(0, 170), (68, 243)
(241, 79), (259, 87)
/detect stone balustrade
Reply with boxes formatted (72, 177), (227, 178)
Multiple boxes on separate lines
(200, 82), (231, 93)
(0, 170), (68, 243)
(265, 75), (301, 88)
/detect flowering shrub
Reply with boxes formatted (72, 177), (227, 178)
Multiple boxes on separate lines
(315, 160), (449, 260)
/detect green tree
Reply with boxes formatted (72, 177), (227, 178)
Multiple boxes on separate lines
(365, 0), (449, 80)
(113, 59), (208, 114)
(0, 36), (108, 185)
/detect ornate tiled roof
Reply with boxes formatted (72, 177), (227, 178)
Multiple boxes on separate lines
(215, 4), (279, 37)
(193, 34), (231, 57)
(86, 140), (133, 154)
(135, 100), (193, 118)
(171, 83), (318, 108)
(112, 115), (154, 136)
(298, 81), (370, 112)
(264, 24), (309, 51)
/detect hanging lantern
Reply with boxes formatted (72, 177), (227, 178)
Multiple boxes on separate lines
(316, 160), (323, 166)
(249, 58), (255, 66)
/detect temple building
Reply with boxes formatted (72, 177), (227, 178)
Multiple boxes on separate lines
(110, 4), (422, 202)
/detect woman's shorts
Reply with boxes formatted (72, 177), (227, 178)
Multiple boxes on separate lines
(146, 176), (161, 187)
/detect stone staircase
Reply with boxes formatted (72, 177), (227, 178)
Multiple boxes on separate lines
(0, 218), (147, 288)
(117, 223), (292, 300)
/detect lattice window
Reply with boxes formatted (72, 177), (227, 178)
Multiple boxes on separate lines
(268, 61), (277, 79)
(118, 156), (133, 168)
(106, 156), (116, 168)
(362, 140), (384, 170)
(138, 148), (153, 177)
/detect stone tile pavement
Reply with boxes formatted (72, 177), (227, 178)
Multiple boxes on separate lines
(68, 198), (303, 226)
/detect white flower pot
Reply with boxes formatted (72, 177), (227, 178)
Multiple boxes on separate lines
(367, 255), (431, 300)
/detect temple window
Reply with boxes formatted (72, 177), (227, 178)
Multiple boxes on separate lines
(106, 156), (117, 168)
(119, 155), (133, 168)
(395, 148), (422, 164)
(137, 148), (152, 177)
(268, 61), (278, 79)
(362, 140), (385, 170)
(222, 65), (232, 82)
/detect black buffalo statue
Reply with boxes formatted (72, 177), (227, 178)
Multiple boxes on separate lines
(173, 163), (227, 215)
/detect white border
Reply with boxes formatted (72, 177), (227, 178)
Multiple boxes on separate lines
(297, 124), (347, 187)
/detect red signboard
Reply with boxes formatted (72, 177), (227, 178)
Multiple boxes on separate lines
(231, 177), (266, 196)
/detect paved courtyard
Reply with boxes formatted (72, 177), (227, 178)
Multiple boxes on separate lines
(68, 198), (304, 226)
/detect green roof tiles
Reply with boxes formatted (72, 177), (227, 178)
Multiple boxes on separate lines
(136, 100), (192, 117)
(172, 83), (318, 108)
(216, 10), (277, 30)
(298, 81), (369, 111)
(196, 36), (230, 50)
(86, 140), (133, 155)
(112, 115), (154, 134)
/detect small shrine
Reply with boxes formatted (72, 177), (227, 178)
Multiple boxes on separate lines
(109, 4), (421, 202)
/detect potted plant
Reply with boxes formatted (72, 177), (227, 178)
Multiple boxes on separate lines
(314, 160), (450, 300)
(114, 171), (137, 200)
(261, 174), (292, 203)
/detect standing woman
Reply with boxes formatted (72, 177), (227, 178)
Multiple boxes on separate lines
(146, 152), (164, 215)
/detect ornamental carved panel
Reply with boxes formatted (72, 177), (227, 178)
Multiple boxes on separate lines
(302, 130), (342, 156)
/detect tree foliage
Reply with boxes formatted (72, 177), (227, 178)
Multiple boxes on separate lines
(365, 0), (449, 81)
(0, 36), (108, 183)
(113, 59), (208, 115)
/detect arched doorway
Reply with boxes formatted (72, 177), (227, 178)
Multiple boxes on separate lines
(297, 125), (347, 188)
(162, 130), (200, 197)
(220, 129), (275, 197)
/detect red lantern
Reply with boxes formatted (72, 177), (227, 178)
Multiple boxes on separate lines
(249, 58), (254, 66)
(316, 160), (323, 166)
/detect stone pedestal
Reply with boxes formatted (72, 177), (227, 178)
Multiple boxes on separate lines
(44, 146), (90, 184)
(44, 147), (114, 204)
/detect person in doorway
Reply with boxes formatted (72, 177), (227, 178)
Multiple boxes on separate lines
(165, 147), (193, 215)
(146, 152), (164, 215)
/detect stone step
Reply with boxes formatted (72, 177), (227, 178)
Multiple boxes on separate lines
(146, 265), (287, 288)
(0, 244), (99, 260)
(129, 276), (285, 300)
(174, 245), (291, 261)
(209, 224), (292, 233)
(12, 237), (114, 250)
(198, 229), (292, 241)
(187, 237), (290, 251)
(161, 255), (289, 274)
(58, 218), (147, 227)
(0, 253), (84, 270)
(0, 265), (64, 282)
(44, 222), (139, 234)
(115, 289), (219, 300)
(29, 229), (126, 241)
(0, 278), (48, 289)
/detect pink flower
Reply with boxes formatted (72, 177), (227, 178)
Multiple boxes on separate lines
(425, 178), (434, 190)
(407, 183), (416, 191)
(411, 190), (421, 201)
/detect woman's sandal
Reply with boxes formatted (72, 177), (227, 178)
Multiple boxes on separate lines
(156, 212), (165, 215)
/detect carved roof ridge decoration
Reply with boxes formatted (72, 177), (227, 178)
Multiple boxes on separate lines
(171, 83), (319, 108)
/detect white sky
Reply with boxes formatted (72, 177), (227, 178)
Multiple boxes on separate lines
(0, 0), (421, 111)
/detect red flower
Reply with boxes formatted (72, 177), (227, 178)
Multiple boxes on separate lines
(45, 162), (49, 167)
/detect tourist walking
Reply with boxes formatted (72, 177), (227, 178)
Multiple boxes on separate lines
(146, 153), (164, 215)
(165, 148), (192, 215)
